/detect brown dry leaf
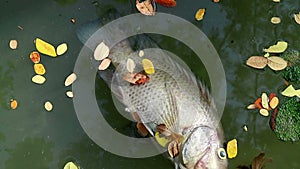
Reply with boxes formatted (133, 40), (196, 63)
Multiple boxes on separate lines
(267, 56), (287, 71)
(168, 140), (179, 158)
(136, 0), (156, 16)
(98, 58), (111, 70)
(251, 153), (272, 169)
(294, 12), (300, 25)
(246, 56), (268, 69)
(124, 73), (138, 84)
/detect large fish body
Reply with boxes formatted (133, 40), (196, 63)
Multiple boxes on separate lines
(77, 9), (228, 169)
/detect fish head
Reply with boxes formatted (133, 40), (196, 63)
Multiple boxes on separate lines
(179, 126), (227, 169)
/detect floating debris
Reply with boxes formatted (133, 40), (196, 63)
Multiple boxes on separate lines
(10, 99), (18, 110)
(261, 93), (269, 109)
(136, 0), (156, 16)
(269, 96), (279, 109)
(139, 50), (145, 57)
(247, 103), (256, 109)
(9, 40), (18, 49)
(44, 101), (53, 112)
(56, 43), (68, 56)
(294, 12), (300, 25)
(267, 56), (288, 71)
(155, 0), (176, 7)
(66, 91), (74, 98)
(70, 18), (76, 24)
(63, 161), (79, 169)
(35, 38), (57, 57)
(243, 125), (248, 132)
(34, 63), (46, 75)
(94, 42), (109, 61)
(263, 41), (288, 53)
(259, 108), (269, 117)
(98, 58), (111, 70)
(195, 8), (206, 21)
(142, 58), (155, 74)
(29, 51), (41, 63)
(226, 139), (238, 159)
(126, 58), (135, 73)
(64, 73), (77, 86)
(31, 75), (46, 84)
(271, 17), (281, 24)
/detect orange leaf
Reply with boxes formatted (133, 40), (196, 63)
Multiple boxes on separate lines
(254, 98), (263, 109)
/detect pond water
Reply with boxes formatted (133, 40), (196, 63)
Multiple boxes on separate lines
(1, 0), (300, 169)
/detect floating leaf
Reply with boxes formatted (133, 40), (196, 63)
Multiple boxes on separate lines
(259, 109), (269, 116)
(98, 58), (111, 70)
(243, 125), (248, 132)
(56, 43), (68, 55)
(136, 0), (156, 16)
(32, 75), (46, 84)
(294, 12), (300, 25)
(269, 96), (279, 109)
(10, 99), (18, 109)
(66, 91), (73, 98)
(281, 85), (300, 98)
(64, 73), (77, 86)
(29, 51), (41, 63)
(126, 58), (135, 73)
(263, 41), (288, 53)
(34, 63), (46, 75)
(138, 50), (144, 57)
(44, 101), (53, 112)
(267, 56), (287, 70)
(142, 58), (155, 74)
(35, 38), (57, 57)
(246, 56), (268, 69)
(247, 104), (256, 109)
(261, 93), (269, 109)
(94, 42), (109, 61)
(226, 138), (238, 159)
(155, 0), (176, 7)
(63, 161), (79, 169)
(254, 98), (263, 109)
(271, 17), (281, 24)
(9, 39), (18, 49)
(195, 8), (206, 21)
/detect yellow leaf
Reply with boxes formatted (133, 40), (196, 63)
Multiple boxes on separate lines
(227, 139), (238, 159)
(267, 56), (287, 71)
(34, 63), (46, 75)
(63, 162), (79, 169)
(155, 132), (170, 147)
(246, 56), (268, 69)
(142, 58), (155, 74)
(56, 43), (68, 55)
(195, 8), (206, 21)
(281, 85), (297, 97)
(35, 38), (57, 57)
(263, 41), (288, 53)
(269, 96), (279, 109)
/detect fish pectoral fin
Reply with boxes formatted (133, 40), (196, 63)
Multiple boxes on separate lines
(168, 140), (180, 158)
(136, 122), (149, 137)
(155, 132), (171, 147)
(156, 124), (184, 144)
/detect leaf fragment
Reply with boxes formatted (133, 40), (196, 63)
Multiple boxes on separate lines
(267, 56), (287, 70)
(155, 0), (176, 7)
(56, 43), (68, 55)
(32, 75), (46, 84)
(94, 42), (109, 61)
(98, 58), (111, 70)
(226, 138), (238, 159)
(9, 40), (18, 49)
(263, 41), (288, 53)
(64, 73), (77, 86)
(35, 38), (57, 57)
(126, 58), (135, 73)
(195, 8), (206, 21)
(63, 161), (79, 169)
(294, 12), (300, 25)
(136, 0), (156, 16)
(137, 122), (149, 137)
(246, 56), (268, 69)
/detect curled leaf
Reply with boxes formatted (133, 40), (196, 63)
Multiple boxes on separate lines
(246, 56), (268, 69)
(136, 0), (156, 16)
(195, 8), (206, 21)
(263, 41), (288, 53)
(267, 56), (287, 70)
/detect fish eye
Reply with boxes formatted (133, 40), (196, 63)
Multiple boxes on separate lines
(217, 148), (227, 160)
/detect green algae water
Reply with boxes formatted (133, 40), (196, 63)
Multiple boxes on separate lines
(0, 0), (300, 168)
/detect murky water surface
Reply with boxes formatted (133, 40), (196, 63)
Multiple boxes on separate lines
(1, 0), (300, 168)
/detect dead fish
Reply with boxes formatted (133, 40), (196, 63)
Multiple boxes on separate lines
(77, 7), (227, 169)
